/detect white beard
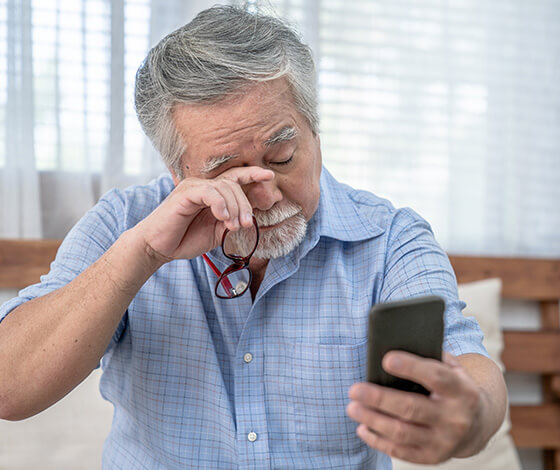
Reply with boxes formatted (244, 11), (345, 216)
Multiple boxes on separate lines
(227, 201), (307, 260)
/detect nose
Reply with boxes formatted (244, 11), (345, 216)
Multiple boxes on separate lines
(244, 179), (283, 212)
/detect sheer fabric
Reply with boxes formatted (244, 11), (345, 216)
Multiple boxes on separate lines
(1, 0), (559, 255)
(265, 0), (560, 256)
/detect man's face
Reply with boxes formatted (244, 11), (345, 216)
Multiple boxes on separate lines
(170, 79), (322, 259)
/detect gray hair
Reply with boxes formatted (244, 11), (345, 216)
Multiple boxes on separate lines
(134, 5), (318, 178)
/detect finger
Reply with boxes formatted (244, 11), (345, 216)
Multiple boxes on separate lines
(383, 350), (463, 396)
(172, 179), (230, 220)
(197, 186), (232, 222)
(220, 166), (275, 186)
(210, 180), (241, 231)
(220, 179), (253, 228)
(349, 382), (440, 425)
(346, 401), (433, 447)
(356, 424), (429, 464)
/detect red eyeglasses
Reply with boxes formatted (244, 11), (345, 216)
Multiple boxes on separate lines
(202, 215), (259, 299)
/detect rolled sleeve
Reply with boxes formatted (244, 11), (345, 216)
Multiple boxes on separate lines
(380, 207), (488, 358)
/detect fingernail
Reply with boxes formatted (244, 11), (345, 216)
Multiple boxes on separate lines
(233, 217), (239, 228)
(388, 355), (402, 371)
(222, 207), (230, 219)
(242, 212), (252, 225)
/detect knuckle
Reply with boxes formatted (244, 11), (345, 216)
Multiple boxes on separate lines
(212, 179), (229, 191)
(383, 441), (398, 457)
(222, 178), (239, 189)
(401, 399), (418, 421)
(433, 368), (451, 389)
(364, 386), (382, 407)
(202, 182), (218, 195)
(393, 422), (409, 442)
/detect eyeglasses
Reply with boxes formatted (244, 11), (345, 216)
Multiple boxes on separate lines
(202, 215), (259, 299)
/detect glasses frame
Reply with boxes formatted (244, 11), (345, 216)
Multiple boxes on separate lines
(202, 215), (259, 299)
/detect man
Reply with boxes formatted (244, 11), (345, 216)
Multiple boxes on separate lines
(0, 5), (506, 469)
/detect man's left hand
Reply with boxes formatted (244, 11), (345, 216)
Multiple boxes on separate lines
(346, 351), (490, 464)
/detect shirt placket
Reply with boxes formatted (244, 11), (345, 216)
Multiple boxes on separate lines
(234, 302), (271, 470)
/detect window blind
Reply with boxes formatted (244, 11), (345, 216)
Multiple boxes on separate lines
(1, 0), (559, 254)
(0, 0), (150, 174)
(265, 0), (560, 256)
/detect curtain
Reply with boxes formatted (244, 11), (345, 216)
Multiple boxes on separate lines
(0, 0), (41, 237)
(1, 0), (559, 255)
(0, 0), (216, 239)
(265, 0), (560, 257)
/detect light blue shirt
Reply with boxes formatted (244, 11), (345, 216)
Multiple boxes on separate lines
(1, 167), (487, 469)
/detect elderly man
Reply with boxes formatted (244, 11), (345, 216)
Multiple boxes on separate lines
(0, 5), (506, 469)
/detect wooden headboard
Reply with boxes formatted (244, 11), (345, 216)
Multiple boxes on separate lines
(1, 241), (559, 468)
(449, 255), (560, 470)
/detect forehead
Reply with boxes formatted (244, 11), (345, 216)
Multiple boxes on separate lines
(172, 80), (305, 165)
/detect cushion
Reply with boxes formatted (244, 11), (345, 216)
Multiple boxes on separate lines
(392, 278), (522, 470)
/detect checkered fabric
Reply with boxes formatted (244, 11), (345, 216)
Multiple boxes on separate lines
(1, 167), (487, 469)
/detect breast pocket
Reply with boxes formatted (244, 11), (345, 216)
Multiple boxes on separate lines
(291, 341), (368, 454)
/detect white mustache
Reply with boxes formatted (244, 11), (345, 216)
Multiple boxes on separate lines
(253, 202), (302, 227)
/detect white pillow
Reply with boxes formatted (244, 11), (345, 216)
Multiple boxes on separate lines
(392, 278), (522, 470)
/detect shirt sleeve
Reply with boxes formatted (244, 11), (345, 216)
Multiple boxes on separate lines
(379, 207), (488, 358)
(0, 189), (129, 362)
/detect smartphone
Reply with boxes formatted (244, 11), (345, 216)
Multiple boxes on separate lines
(366, 295), (445, 395)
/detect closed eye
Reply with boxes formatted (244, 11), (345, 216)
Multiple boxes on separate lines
(272, 154), (294, 166)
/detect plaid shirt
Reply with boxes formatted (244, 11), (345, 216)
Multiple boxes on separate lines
(1, 167), (487, 469)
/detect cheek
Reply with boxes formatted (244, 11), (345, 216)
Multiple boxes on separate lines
(279, 170), (320, 220)
(301, 147), (322, 218)
(278, 139), (322, 219)
(303, 177), (320, 219)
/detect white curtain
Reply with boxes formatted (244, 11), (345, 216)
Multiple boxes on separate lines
(0, 0), (217, 239)
(1, 0), (559, 256)
(0, 0), (42, 238)
(266, 0), (560, 257)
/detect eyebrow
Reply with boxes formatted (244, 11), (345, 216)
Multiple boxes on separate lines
(199, 126), (297, 174)
(265, 126), (297, 146)
(200, 154), (239, 174)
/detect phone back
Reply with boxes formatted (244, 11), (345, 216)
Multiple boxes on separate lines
(367, 295), (444, 395)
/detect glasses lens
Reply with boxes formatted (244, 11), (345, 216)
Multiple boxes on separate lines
(223, 222), (258, 259)
(216, 267), (251, 298)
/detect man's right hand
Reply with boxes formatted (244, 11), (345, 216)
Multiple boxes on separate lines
(0, 165), (275, 421)
(135, 166), (274, 263)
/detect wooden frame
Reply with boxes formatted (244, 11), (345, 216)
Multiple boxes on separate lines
(0, 239), (60, 289)
(450, 255), (560, 470)
(1, 241), (559, 468)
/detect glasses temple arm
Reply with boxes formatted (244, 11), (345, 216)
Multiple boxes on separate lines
(202, 253), (235, 296)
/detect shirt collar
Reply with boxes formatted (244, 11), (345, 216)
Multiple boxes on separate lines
(310, 166), (385, 243)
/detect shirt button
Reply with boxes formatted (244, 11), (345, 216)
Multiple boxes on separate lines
(243, 352), (253, 363)
(247, 431), (257, 442)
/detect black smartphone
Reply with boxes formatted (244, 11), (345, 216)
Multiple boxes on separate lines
(366, 295), (445, 395)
